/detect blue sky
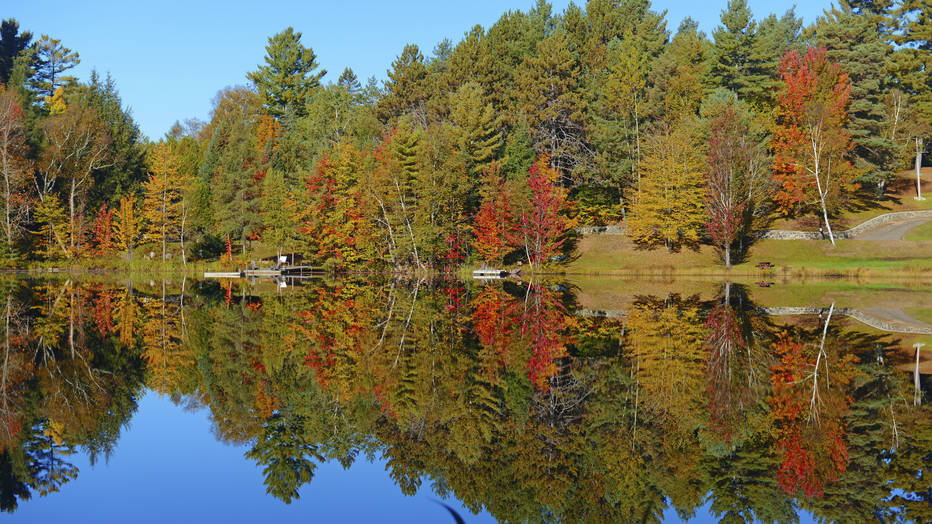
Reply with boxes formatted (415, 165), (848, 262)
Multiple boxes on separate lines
(6, 0), (833, 140)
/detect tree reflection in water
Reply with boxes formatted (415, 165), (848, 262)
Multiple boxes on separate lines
(0, 277), (928, 523)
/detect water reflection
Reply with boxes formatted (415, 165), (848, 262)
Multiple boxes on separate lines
(0, 277), (928, 522)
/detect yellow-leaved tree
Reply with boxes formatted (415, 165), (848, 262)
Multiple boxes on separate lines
(142, 141), (183, 262)
(113, 196), (141, 261)
(628, 123), (706, 250)
(33, 194), (69, 260)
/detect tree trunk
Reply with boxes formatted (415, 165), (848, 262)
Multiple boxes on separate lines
(814, 170), (836, 246)
(161, 191), (167, 262)
(1, 139), (10, 251)
(820, 202), (835, 247)
(179, 209), (187, 267)
(69, 178), (76, 254)
(724, 244), (731, 268)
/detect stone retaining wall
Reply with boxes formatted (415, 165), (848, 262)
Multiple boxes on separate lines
(760, 306), (932, 335)
(578, 306), (932, 334)
(575, 225), (626, 235)
(576, 210), (932, 240)
(757, 210), (932, 240)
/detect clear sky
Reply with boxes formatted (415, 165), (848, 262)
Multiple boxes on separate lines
(6, 0), (834, 140)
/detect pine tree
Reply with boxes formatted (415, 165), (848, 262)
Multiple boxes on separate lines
(710, 0), (757, 98)
(449, 82), (503, 179)
(588, 33), (651, 209)
(336, 67), (361, 95)
(29, 35), (80, 102)
(0, 19), (31, 85)
(744, 9), (803, 114)
(813, 5), (899, 190)
(79, 72), (147, 208)
(261, 169), (293, 260)
(377, 44), (429, 123)
(516, 31), (585, 179)
(892, 0), (932, 195)
(247, 27), (326, 119)
(648, 19), (712, 122)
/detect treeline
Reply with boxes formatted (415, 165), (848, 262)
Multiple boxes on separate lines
(0, 278), (928, 522)
(0, 0), (930, 268)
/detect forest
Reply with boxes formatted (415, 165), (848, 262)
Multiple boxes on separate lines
(0, 0), (930, 270)
(0, 277), (928, 521)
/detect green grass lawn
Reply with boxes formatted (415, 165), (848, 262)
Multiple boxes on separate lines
(905, 220), (932, 241)
(905, 308), (932, 326)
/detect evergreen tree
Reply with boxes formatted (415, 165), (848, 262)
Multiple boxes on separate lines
(501, 117), (535, 181)
(813, 5), (899, 190)
(336, 67), (360, 95)
(892, 0), (932, 184)
(247, 27), (326, 120)
(0, 19), (31, 85)
(588, 35), (651, 208)
(516, 31), (585, 180)
(29, 35), (79, 102)
(743, 9), (803, 113)
(710, 0), (757, 99)
(261, 169), (293, 260)
(648, 18), (711, 122)
(377, 44), (429, 123)
(78, 71), (147, 206)
(448, 82), (503, 179)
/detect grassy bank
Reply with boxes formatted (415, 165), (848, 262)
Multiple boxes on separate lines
(768, 168), (932, 231)
(565, 233), (932, 278)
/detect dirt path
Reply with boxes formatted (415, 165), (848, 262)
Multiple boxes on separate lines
(853, 216), (932, 240)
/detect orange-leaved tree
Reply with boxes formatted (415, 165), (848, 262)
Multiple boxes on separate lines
(90, 204), (116, 256)
(472, 162), (516, 266)
(772, 47), (853, 246)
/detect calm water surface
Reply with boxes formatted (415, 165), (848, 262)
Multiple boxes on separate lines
(1, 277), (928, 522)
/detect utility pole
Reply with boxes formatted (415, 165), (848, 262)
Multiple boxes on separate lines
(915, 343), (925, 406)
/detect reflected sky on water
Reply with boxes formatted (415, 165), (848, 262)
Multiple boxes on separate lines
(0, 277), (926, 523)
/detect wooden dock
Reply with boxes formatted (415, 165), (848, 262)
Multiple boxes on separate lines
(472, 269), (509, 279)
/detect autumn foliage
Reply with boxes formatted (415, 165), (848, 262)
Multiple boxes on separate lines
(772, 47), (853, 216)
(90, 204), (116, 255)
(518, 159), (571, 267)
(472, 163), (516, 265)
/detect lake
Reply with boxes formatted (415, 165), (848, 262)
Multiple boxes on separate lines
(0, 276), (929, 523)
